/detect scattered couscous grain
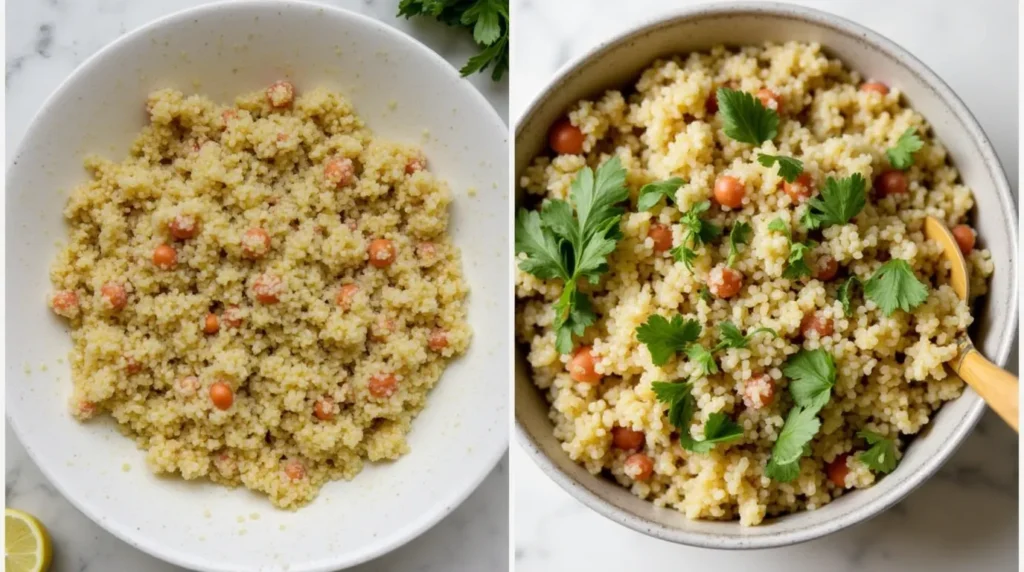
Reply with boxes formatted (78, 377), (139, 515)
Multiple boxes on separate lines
(49, 84), (471, 509)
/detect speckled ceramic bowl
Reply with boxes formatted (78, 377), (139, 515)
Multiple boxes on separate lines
(7, 1), (508, 570)
(514, 2), (1017, 549)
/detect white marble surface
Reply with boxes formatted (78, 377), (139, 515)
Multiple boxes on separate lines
(512, 1), (1019, 571)
(5, 1), (508, 571)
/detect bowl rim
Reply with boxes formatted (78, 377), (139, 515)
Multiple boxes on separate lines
(6, 1), (508, 570)
(513, 0), (1018, 549)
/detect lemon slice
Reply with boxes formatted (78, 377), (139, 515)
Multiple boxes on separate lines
(5, 508), (53, 572)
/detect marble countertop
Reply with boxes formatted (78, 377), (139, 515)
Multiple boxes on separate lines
(512, 0), (1019, 571)
(5, 1), (508, 571)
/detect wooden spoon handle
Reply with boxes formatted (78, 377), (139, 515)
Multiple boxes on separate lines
(956, 347), (1019, 431)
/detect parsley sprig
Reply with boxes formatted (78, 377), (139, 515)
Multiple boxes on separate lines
(857, 430), (898, 474)
(635, 315), (701, 366)
(757, 154), (804, 183)
(670, 201), (722, 269)
(837, 276), (860, 316)
(716, 88), (779, 145)
(714, 321), (777, 350)
(863, 259), (929, 316)
(638, 177), (686, 211)
(768, 218), (815, 279)
(514, 158), (629, 353)
(398, 0), (509, 81)
(886, 128), (923, 171)
(726, 221), (752, 268)
(652, 381), (743, 453)
(801, 173), (867, 230)
(765, 349), (837, 481)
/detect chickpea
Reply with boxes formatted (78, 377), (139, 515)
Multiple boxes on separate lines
(647, 223), (673, 252)
(800, 312), (834, 338)
(713, 175), (745, 209)
(168, 214), (199, 240)
(203, 313), (219, 335)
(624, 453), (654, 481)
(548, 118), (585, 155)
(428, 328), (449, 351)
(860, 82), (889, 96)
(252, 274), (283, 304)
(266, 80), (295, 108)
(611, 426), (645, 451)
(826, 454), (851, 487)
(568, 346), (601, 384)
(874, 170), (908, 197)
(152, 244), (177, 270)
(951, 224), (976, 255)
(742, 373), (776, 410)
(756, 88), (783, 112)
(241, 228), (271, 259)
(782, 172), (816, 203)
(708, 265), (743, 299)
(369, 373), (398, 399)
(324, 156), (355, 188)
(100, 282), (128, 311)
(209, 381), (234, 410)
(368, 239), (396, 268)
(336, 284), (359, 310)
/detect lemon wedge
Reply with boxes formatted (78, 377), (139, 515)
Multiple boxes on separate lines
(5, 508), (53, 572)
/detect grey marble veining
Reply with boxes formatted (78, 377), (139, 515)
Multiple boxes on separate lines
(5, 1), (509, 571)
(512, 0), (1018, 571)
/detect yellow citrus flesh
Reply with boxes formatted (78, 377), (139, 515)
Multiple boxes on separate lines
(5, 508), (53, 572)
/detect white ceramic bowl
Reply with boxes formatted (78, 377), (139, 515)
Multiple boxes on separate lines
(6, 1), (508, 570)
(514, 2), (1017, 549)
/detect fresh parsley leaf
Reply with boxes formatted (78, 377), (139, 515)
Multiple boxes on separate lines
(727, 221), (752, 267)
(765, 405), (820, 481)
(716, 87), (779, 145)
(886, 128), (924, 171)
(652, 380), (742, 453)
(671, 201), (722, 270)
(514, 208), (570, 281)
(399, 0), (510, 81)
(696, 413), (744, 451)
(638, 177), (686, 211)
(803, 174), (867, 230)
(757, 154), (804, 183)
(863, 259), (929, 316)
(686, 344), (719, 376)
(781, 241), (813, 279)
(671, 245), (698, 269)
(636, 315), (702, 366)
(514, 158), (629, 353)
(857, 430), (898, 474)
(651, 380), (691, 404)
(768, 217), (791, 239)
(715, 321), (777, 350)
(698, 286), (713, 303)
(782, 349), (837, 412)
(837, 276), (860, 316)
(552, 283), (596, 354)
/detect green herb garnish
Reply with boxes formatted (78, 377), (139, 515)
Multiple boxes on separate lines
(716, 88), (779, 145)
(886, 128), (924, 171)
(398, 0), (509, 81)
(782, 349), (837, 413)
(837, 276), (860, 316)
(766, 349), (837, 481)
(715, 321), (777, 350)
(652, 381), (743, 453)
(764, 406), (821, 481)
(802, 173), (867, 230)
(514, 158), (629, 353)
(638, 177), (686, 211)
(635, 315), (701, 366)
(782, 241), (814, 280)
(686, 344), (719, 376)
(863, 259), (929, 316)
(857, 430), (898, 474)
(726, 221), (752, 267)
(669, 201), (722, 270)
(757, 154), (804, 183)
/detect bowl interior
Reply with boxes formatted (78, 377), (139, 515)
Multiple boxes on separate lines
(6, 2), (508, 571)
(514, 4), (1016, 548)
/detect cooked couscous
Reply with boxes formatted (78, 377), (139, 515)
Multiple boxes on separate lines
(49, 83), (470, 508)
(515, 42), (992, 525)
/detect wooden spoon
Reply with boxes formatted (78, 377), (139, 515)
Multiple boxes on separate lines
(923, 216), (1018, 431)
